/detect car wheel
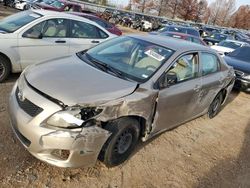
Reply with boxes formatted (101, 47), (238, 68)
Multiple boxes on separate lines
(0, 56), (11, 83)
(208, 92), (223, 119)
(99, 117), (140, 167)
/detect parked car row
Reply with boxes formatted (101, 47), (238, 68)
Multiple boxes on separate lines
(0, 9), (249, 170)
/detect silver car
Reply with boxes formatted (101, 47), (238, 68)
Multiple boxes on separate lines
(9, 35), (235, 168)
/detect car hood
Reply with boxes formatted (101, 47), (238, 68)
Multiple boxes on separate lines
(25, 55), (138, 106)
(224, 56), (250, 74)
(211, 45), (234, 53)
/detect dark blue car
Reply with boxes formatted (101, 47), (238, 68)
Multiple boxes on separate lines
(224, 46), (250, 92)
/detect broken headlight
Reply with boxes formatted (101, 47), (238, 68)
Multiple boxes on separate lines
(46, 107), (103, 129)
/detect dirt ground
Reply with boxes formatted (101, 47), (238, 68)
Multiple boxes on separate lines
(1, 5), (250, 188)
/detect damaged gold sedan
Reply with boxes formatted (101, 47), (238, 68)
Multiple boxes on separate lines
(9, 35), (235, 167)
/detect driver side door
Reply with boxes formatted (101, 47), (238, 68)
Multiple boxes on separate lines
(152, 52), (203, 134)
(18, 18), (70, 69)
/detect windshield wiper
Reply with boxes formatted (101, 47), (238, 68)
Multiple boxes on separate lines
(85, 53), (130, 81)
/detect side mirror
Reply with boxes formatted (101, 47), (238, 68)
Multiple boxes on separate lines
(166, 71), (178, 86)
(158, 71), (178, 89)
(23, 31), (43, 39)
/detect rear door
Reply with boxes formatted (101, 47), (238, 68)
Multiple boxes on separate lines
(18, 18), (70, 69)
(152, 52), (203, 134)
(68, 20), (110, 53)
(199, 52), (224, 111)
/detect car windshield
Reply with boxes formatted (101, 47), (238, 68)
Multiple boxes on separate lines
(50, 1), (64, 8)
(83, 36), (174, 83)
(210, 33), (227, 40)
(218, 41), (242, 49)
(186, 29), (199, 37)
(227, 46), (250, 62)
(0, 11), (42, 33)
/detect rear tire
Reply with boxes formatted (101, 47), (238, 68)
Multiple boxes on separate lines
(99, 117), (140, 167)
(207, 92), (223, 119)
(0, 55), (11, 83)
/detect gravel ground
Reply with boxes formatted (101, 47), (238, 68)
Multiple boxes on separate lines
(1, 5), (250, 188)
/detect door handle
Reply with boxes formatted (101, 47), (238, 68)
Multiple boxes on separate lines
(91, 40), (100, 44)
(193, 85), (201, 92)
(55, 40), (66, 43)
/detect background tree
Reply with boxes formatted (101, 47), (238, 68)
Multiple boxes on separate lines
(169, 0), (180, 19)
(194, 0), (208, 23)
(132, 0), (156, 13)
(231, 5), (250, 29)
(221, 0), (236, 26)
(178, 0), (198, 21)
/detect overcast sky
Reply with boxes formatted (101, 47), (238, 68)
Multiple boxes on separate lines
(110, 0), (250, 9)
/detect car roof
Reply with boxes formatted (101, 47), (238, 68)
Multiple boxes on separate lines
(129, 35), (209, 52)
(32, 9), (85, 20)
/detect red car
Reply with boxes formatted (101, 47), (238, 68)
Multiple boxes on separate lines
(71, 12), (122, 36)
(159, 32), (207, 46)
(35, 0), (82, 12)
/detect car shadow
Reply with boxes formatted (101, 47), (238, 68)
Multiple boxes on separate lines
(126, 89), (241, 166)
(0, 73), (20, 85)
(194, 119), (250, 188)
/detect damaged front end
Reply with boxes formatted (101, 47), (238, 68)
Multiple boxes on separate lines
(9, 73), (158, 168)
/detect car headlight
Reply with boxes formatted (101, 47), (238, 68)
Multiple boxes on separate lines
(243, 75), (250, 80)
(46, 106), (103, 129)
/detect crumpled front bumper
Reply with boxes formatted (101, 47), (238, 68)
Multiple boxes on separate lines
(234, 77), (250, 92)
(8, 82), (111, 168)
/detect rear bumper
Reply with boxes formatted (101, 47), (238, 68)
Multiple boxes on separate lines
(8, 79), (111, 168)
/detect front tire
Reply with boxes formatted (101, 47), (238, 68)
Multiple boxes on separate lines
(0, 55), (11, 83)
(99, 118), (140, 167)
(208, 92), (223, 119)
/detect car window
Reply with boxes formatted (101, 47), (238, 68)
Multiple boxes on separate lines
(200, 53), (220, 76)
(227, 46), (250, 61)
(187, 29), (199, 37)
(24, 19), (69, 38)
(71, 20), (107, 39)
(167, 53), (199, 83)
(218, 41), (242, 49)
(90, 18), (108, 28)
(0, 11), (42, 33)
(192, 38), (203, 45)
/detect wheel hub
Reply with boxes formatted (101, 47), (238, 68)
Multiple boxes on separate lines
(0, 62), (5, 78)
(116, 131), (133, 154)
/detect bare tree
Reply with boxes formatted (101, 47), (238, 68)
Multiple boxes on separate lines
(194, 0), (208, 22)
(132, 0), (156, 13)
(169, 0), (180, 19)
(178, 0), (198, 21)
(231, 5), (250, 29)
(221, 0), (236, 26)
(157, 0), (172, 17)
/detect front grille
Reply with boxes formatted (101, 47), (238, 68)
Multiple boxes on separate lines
(235, 70), (244, 78)
(15, 87), (43, 117)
